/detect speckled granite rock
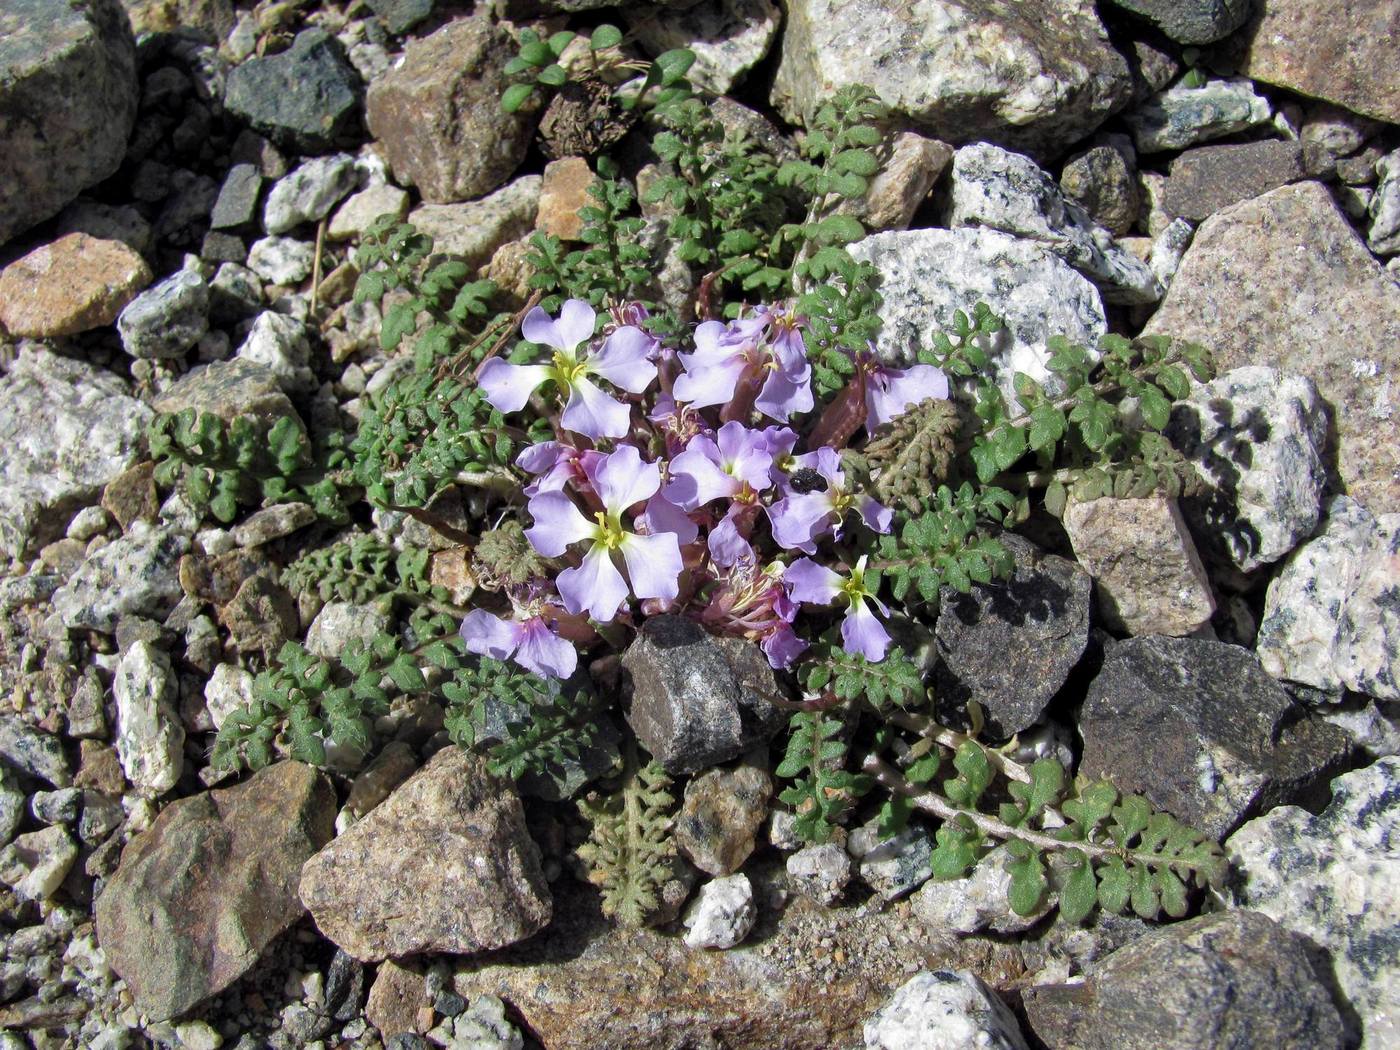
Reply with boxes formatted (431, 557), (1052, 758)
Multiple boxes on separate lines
(406, 175), (541, 267)
(112, 640), (184, 798)
(1125, 78), (1271, 154)
(1142, 182), (1400, 515)
(866, 969), (1029, 1050)
(51, 522), (189, 632)
(631, 0), (780, 96)
(772, 0), (1132, 157)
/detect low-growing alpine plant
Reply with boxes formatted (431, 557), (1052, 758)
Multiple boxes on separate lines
(199, 42), (1228, 932)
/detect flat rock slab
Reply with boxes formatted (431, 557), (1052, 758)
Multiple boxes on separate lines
(0, 0), (138, 246)
(1143, 181), (1400, 515)
(95, 762), (336, 1021)
(224, 29), (361, 153)
(0, 233), (151, 338)
(1164, 140), (1308, 222)
(299, 747), (551, 961)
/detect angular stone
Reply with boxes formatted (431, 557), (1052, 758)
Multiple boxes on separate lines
(1256, 496), (1400, 700)
(0, 715), (71, 788)
(366, 960), (426, 1041)
(203, 663), (253, 730)
(468, 687), (621, 802)
(849, 821), (934, 901)
(675, 762), (772, 876)
(1079, 635), (1352, 838)
(365, 0), (434, 35)
(536, 157), (596, 242)
(1023, 911), (1343, 1050)
(1126, 77), (1271, 154)
(208, 164), (263, 231)
(305, 601), (392, 661)
(1236, 0), (1400, 126)
(209, 261), (265, 324)
(785, 844), (852, 906)
(1164, 140), (1307, 222)
(682, 873), (756, 950)
(366, 17), (533, 204)
(865, 970), (1029, 1050)
(246, 235), (315, 285)
(1226, 758), (1400, 1050)
(1142, 182), (1400, 515)
(328, 184), (409, 242)
(231, 503), (316, 547)
(912, 844), (1050, 935)
(153, 357), (299, 428)
(1104, 0), (1250, 44)
(116, 267), (209, 361)
(299, 747), (550, 961)
(1166, 366), (1329, 571)
(263, 153), (358, 236)
(948, 143), (1161, 305)
(113, 640), (183, 798)
(219, 574), (299, 654)
(0, 767), (21, 845)
(0, 0), (138, 246)
(0, 234), (151, 338)
(1368, 148), (1400, 256)
(1059, 139), (1140, 237)
(51, 522), (189, 632)
(407, 175), (541, 267)
(772, 0), (1132, 157)
(934, 534), (1090, 738)
(224, 29), (362, 153)
(234, 311), (314, 392)
(846, 132), (952, 233)
(622, 616), (785, 774)
(631, 0), (780, 97)
(848, 227), (1106, 412)
(0, 825), (77, 902)
(0, 348), (152, 559)
(102, 460), (160, 532)
(95, 762), (336, 1021)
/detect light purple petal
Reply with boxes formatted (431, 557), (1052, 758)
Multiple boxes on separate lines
(708, 510), (754, 569)
(691, 319), (730, 355)
(557, 544), (629, 622)
(761, 625), (809, 670)
(561, 377), (633, 440)
(858, 496), (893, 535)
(557, 298), (597, 351)
(521, 306), (564, 350)
(524, 492), (595, 556)
(460, 609), (522, 662)
(619, 531), (683, 604)
(841, 597), (891, 661)
(867, 364), (950, 429)
(755, 361), (813, 422)
(672, 354), (744, 409)
(513, 617), (578, 679)
(666, 437), (737, 509)
(784, 557), (843, 605)
(589, 327), (658, 393)
(639, 494), (700, 545)
(477, 359), (550, 414)
(516, 440), (565, 475)
(593, 444), (661, 514)
(768, 494), (835, 554)
(715, 421), (773, 492)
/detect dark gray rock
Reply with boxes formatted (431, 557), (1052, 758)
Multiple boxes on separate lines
(208, 164), (262, 231)
(622, 616), (785, 774)
(366, 0), (435, 34)
(115, 267), (209, 360)
(934, 534), (1090, 738)
(1023, 911), (1344, 1050)
(1164, 140), (1308, 221)
(1060, 139), (1140, 236)
(0, 0), (138, 246)
(200, 231), (246, 265)
(1104, 0), (1251, 44)
(224, 29), (362, 153)
(0, 716), (71, 788)
(1080, 636), (1352, 838)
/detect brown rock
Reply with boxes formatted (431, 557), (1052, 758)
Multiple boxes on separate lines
(120, 0), (234, 38)
(536, 157), (597, 241)
(100, 460), (158, 531)
(0, 234), (151, 338)
(429, 547), (476, 606)
(299, 747), (551, 961)
(480, 237), (536, 308)
(344, 740), (419, 820)
(675, 762), (773, 876)
(365, 17), (534, 203)
(1164, 141), (1307, 222)
(853, 132), (952, 232)
(179, 548), (275, 604)
(1142, 181), (1400, 515)
(74, 741), (126, 796)
(365, 960), (426, 1039)
(219, 574), (299, 653)
(94, 762), (336, 1021)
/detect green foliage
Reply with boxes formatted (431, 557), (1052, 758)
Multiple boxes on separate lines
(282, 531), (447, 608)
(869, 483), (1017, 604)
(775, 710), (872, 843)
(471, 520), (548, 592)
(501, 25), (694, 116)
(798, 642), (926, 711)
(575, 744), (678, 927)
(917, 302), (1005, 379)
(860, 398), (963, 513)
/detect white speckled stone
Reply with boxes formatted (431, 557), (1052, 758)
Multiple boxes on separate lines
(263, 153), (358, 235)
(864, 970), (1030, 1050)
(682, 873), (756, 949)
(247, 236), (315, 285)
(632, 0), (780, 97)
(1125, 77), (1271, 154)
(113, 640), (184, 797)
(1367, 147), (1400, 255)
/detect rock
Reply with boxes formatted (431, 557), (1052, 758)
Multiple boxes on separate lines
(234, 311), (315, 392)
(231, 503), (316, 547)
(771, 0), (1132, 157)
(849, 821), (934, 901)
(1059, 140), (1140, 237)
(1126, 78), (1271, 154)
(246, 236), (315, 285)
(203, 663), (253, 730)
(440, 994), (523, 1049)
(1166, 366), (1329, 571)
(1368, 148), (1400, 256)
(95, 762), (335, 1021)
(305, 601), (392, 660)
(0, 826), (77, 902)
(864, 970), (1029, 1050)
(622, 616), (785, 774)
(536, 157), (596, 242)
(101, 459), (159, 531)
(366, 959), (426, 1040)
(0, 716), (71, 788)
(116, 267), (209, 361)
(1236, 0), (1400, 126)
(299, 747), (550, 961)
(631, 0), (780, 96)
(785, 843), (852, 906)
(220, 574), (299, 654)
(1163, 141), (1308, 222)
(683, 873), (756, 949)
(1079, 635), (1352, 838)
(1103, 0), (1249, 44)
(468, 685), (621, 802)
(366, 0), (434, 35)
(328, 184), (409, 242)
(178, 547), (275, 605)
(112, 641), (183, 798)
(1061, 495), (1215, 636)
(153, 357), (298, 427)
(0, 234), (151, 338)
(55, 523), (188, 634)
(407, 175), (541, 267)
(263, 154), (358, 235)
(675, 762), (772, 876)
(848, 227), (1106, 412)
(208, 164), (263, 232)
(208, 261), (265, 324)
(0, 348), (152, 559)
(1227, 758), (1399, 1049)
(1026, 910), (1343, 1049)
(948, 143), (1160, 304)
(1147, 216), (1194, 288)
(933, 534), (1090, 738)
(224, 29), (362, 153)
(912, 845), (1050, 935)
(1256, 496), (1400, 700)
(342, 741), (418, 823)
(366, 17), (534, 204)
(30, 787), (81, 825)
(74, 740), (124, 796)
(1143, 182), (1400, 515)
(847, 132), (953, 233)
(0, 0), (138, 246)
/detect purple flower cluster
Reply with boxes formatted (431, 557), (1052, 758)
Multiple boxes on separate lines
(461, 299), (949, 680)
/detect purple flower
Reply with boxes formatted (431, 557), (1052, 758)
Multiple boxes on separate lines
(768, 447), (892, 553)
(699, 559), (809, 669)
(460, 608), (577, 679)
(516, 441), (603, 497)
(664, 421), (773, 510)
(523, 445), (683, 623)
(671, 313), (813, 422)
(865, 362), (950, 429)
(478, 299), (657, 439)
(784, 555), (891, 661)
